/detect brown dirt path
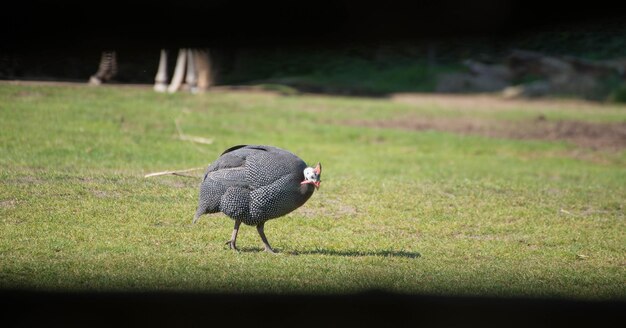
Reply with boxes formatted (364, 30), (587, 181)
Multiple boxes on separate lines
(343, 116), (626, 150)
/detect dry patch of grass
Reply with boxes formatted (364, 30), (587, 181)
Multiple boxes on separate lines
(342, 115), (626, 150)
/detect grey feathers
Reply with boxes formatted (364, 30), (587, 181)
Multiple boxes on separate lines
(194, 145), (316, 226)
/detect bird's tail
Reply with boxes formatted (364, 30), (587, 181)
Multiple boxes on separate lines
(192, 211), (202, 224)
(193, 201), (217, 224)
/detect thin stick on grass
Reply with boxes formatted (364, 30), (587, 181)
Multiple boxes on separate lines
(175, 119), (214, 145)
(144, 167), (205, 178)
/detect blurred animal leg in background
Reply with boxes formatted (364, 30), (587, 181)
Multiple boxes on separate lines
(194, 49), (213, 93)
(168, 48), (187, 93)
(154, 49), (169, 92)
(154, 48), (211, 93)
(89, 51), (118, 85)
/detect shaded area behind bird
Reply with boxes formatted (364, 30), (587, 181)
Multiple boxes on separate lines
(3, 17), (626, 101)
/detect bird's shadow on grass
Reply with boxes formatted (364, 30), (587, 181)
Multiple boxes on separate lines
(286, 249), (422, 259)
(228, 247), (421, 259)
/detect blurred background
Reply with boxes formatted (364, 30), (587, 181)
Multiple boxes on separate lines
(3, 0), (626, 101)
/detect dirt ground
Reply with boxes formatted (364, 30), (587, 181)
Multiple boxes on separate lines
(344, 116), (626, 150)
(341, 93), (626, 151)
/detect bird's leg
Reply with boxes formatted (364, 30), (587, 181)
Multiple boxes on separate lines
(256, 222), (276, 253)
(225, 220), (241, 251)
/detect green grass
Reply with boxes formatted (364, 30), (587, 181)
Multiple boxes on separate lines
(0, 84), (625, 299)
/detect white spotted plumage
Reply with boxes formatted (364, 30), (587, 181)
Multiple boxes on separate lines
(193, 145), (321, 252)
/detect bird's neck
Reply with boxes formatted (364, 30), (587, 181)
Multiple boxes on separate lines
(299, 183), (315, 196)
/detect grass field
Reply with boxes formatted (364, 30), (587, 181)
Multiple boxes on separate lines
(0, 83), (624, 299)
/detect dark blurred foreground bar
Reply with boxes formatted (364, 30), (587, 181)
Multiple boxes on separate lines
(1, 289), (624, 327)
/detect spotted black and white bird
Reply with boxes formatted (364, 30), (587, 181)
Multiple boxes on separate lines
(193, 145), (322, 253)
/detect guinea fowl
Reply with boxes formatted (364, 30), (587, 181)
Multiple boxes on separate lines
(193, 145), (322, 253)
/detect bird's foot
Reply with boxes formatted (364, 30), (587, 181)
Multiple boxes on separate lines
(264, 246), (278, 254)
(225, 240), (239, 251)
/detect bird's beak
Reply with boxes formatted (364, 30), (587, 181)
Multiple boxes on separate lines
(314, 181), (320, 189)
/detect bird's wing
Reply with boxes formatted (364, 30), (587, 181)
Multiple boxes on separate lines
(202, 146), (257, 182)
(220, 144), (269, 156)
(244, 147), (307, 189)
(204, 167), (248, 187)
(203, 144), (305, 189)
(196, 166), (249, 219)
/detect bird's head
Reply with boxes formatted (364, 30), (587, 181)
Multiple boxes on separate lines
(301, 162), (322, 190)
